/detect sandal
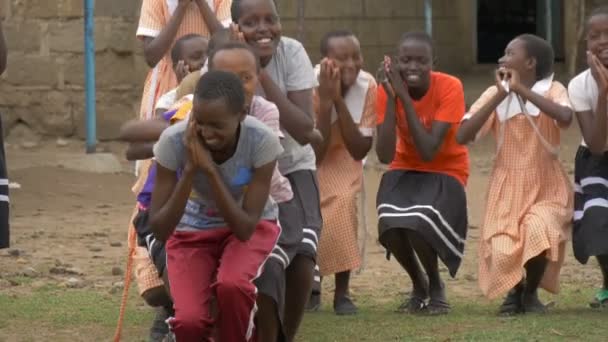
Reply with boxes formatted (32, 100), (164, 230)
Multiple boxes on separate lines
(396, 296), (427, 314)
(522, 292), (548, 314)
(499, 285), (524, 315)
(425, 298), (450, 316)
(589, 289), (608, 309)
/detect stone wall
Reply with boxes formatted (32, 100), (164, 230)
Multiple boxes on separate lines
(0, 0), (144, 140)
(0, 0), (600, 140)
(276, 0), (472, 75)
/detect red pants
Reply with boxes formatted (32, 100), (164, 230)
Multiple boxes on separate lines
(166, 221), (280, 342)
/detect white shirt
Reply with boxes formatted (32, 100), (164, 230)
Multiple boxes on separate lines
(568, 69), (600, 148)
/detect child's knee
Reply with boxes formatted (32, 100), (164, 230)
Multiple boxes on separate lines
(171, 314), (212, 339)
(141, 286), (171, 308)
(380, 229), (403, 251)
(215, 276), (251, 300)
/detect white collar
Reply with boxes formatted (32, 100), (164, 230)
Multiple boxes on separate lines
(496, 73), (554, 122)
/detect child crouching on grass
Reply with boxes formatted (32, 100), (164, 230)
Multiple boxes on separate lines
(149, 70), (282, 341)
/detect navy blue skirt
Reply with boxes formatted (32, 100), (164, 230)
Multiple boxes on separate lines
(377, 170), (468, 277)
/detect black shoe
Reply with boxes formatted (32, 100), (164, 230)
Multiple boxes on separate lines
(334, 296), (358, 315)
(149, 307), (170, 342)
(522, 291), (548, 314)
(499, 284), (524, 316)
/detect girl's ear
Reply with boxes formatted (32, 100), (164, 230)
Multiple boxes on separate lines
(526, 57), (537, 74)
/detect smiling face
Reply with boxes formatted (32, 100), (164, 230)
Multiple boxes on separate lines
(191, 97), (243, 153)
(325, 35), (363, 90)
(236, 0), (282, 66)
(587, 13), (608, 66)
(396, 38), (432, 91)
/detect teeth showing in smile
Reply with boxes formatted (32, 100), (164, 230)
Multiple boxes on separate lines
(257, 38), (272, 44)
(406, 75), (420, 82)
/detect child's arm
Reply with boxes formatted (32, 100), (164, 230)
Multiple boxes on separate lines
(119, 119), (169, 143)
(141, 1), (190, 67)
(387, 68), (451, 162)
(194, 0), (223, 34)
(334, 94), (374, 162)
(375, 84), (398, 164)
(259, 70), (316, 145)
(509, 70), (572, 126)
(573, 54), (608, 155)
(186, 121), (278, 241)
(125, 143), (155, 161)
(149, 163), (195, 241)
(206, 161), (275, 242)
(314, 93), (333, 163)
(313, 60), (336, 163)
(457, 72), (507, 145)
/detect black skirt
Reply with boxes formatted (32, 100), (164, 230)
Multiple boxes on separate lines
(376, 170), (468, 277)
(0, 115), (9, 249)
(573, 146), (608, 264)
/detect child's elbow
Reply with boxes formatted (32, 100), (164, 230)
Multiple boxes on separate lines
(376, 150), (392, 165)
(294, 127), (319, 146)
(455, 131), (469, 145)
(558, 109), (574, 127)
(235, 224), (256, 242)
(589, 143), (605, 156)
(149, 217), (171, 242)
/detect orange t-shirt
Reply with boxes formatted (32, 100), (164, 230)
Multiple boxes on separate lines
(376, 71), (469, 185)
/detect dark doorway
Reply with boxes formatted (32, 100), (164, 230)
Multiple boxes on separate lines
(477, 0), (564, 64)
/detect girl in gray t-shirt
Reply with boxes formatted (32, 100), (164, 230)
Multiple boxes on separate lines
(149, 70), (282, 341)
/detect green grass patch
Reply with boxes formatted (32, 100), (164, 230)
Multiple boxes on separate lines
(0, 286), (605, 341)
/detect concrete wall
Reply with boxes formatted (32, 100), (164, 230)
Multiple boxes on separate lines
(0, 0), (604, 140)
(0, 0), (144, 140)
(277, 0), (475, 75)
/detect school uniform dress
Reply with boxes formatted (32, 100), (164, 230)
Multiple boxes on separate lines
(375, 72), (469, 277)
(129, 0), (232, 295)
(0, 114), (8, 249)
(466, 79), (573, 299)
(569, 69), (608, 264)
(154, 116), (282, 341)
(314, 68), (377, 276)
(136, 0), (231, 121)
(253, 36), (323, 330)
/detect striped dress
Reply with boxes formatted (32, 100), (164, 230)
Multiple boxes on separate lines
(468, 84), (573, 299)
(314, 70), (377, 276)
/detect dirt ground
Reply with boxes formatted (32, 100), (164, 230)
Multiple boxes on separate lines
(0, 121), (604, 340)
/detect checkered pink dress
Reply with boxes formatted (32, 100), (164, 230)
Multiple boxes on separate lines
(469, 84), (573, 299)
(315, 73), (377, 276)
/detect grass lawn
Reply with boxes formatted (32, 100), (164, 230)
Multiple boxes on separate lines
(0, 285), (605, 341)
